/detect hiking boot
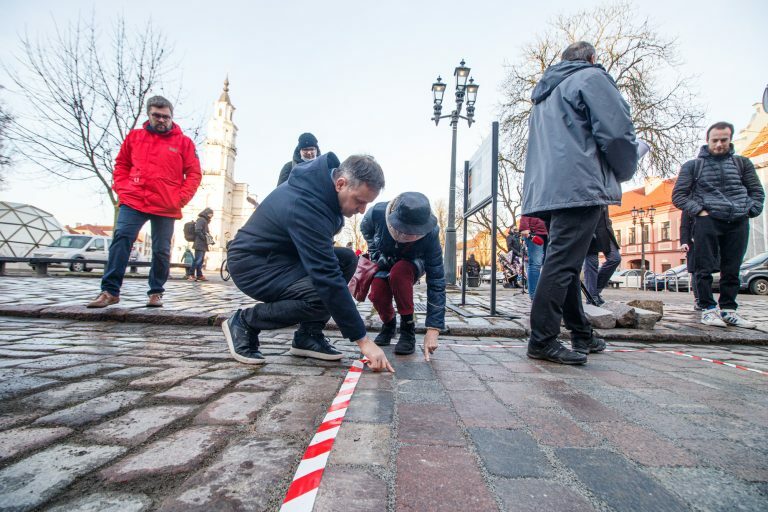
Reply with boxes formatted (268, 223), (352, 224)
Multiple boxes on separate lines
(290, 327), (343, 361)
(394, 314), (416, 355)
(374, 318), (397, 346)
(222, 310), (265, 365)
(527, 341), (587, 365)
(720, 309), (756, 329)
(701, 308), (727, 327)
(87, 291), (119, 308)
(572, 334), (607, 354)
(146, 293), (164, 307)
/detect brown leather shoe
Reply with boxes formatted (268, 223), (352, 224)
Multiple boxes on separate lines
(146, 293), (164, 307)
(87, 291), (119, 308)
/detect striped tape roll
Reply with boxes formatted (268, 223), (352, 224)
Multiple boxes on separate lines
(280, 358), (367, 512)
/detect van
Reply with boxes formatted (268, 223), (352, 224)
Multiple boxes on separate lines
(30, 235), (112, 272)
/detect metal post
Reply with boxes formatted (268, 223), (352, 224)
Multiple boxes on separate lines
(444, 118), (459, 285)
(460, 160), (469, 305)
(640, 219), (646, 290)
(489, 122), (499, 315)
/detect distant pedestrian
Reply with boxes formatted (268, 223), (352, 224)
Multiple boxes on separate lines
(679, 211), (702, 310)
(672, 121), (764, 328)
(181, 247), (194, 280)
(87, 95), (201, 308)
(361, 192), (445, 359)
(518, 215), (548, 297)
(194, 208), (214, 281)
(522, 41), (639, 364)
(276, 132), (321, 186)
(583, 206), (621, 306)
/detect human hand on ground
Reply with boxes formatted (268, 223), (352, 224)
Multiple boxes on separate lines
(356, 338), (394, 372)
(423, 329), (439, 362)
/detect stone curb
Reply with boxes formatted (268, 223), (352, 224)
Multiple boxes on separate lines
(1, 304), (767, 345)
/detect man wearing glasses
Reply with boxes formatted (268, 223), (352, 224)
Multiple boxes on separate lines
(88, 96), (202, 308)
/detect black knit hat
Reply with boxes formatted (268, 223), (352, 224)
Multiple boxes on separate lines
(387, 192), (437, 236)
(297, 132), (318, 149)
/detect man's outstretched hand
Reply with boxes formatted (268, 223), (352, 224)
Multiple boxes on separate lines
(356, 338), (395, 372)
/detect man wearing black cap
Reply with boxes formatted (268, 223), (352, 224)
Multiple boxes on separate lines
(277, 132), (320, 186)
(361, 192), (446, 359)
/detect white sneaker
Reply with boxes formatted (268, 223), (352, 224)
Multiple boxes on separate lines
(701, 308), (727, 327)
(720, 309), (756, 329)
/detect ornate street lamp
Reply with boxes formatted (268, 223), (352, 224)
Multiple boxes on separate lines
(431, 59), (479, 285)
(631, 205), (656, 290)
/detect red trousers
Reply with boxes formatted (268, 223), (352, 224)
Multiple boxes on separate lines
(368, 260), (416, 323)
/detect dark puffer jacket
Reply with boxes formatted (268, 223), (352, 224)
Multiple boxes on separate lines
(361, 202), (446, 330)
(672, 145), (764, 222)
(276, 144), (322, 186)
(193, 208), (213, 251)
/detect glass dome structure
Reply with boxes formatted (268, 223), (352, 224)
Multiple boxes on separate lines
(0, 201), (63, 257)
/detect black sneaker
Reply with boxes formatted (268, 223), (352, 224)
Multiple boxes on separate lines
(572, 334), (606, 354)
(222, 310), (266, 365)
(594, 294), (606, 307)
(290, 328), (344, 361)
(374, 318), (397, 346)
(394, 315), (416, 355)
(527, 341), (587, 365)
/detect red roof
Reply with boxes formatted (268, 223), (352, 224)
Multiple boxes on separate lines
(742, 124), (768, 159)
(608, 178), (677, 217)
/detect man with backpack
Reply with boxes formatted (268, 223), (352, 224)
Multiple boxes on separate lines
(672, 121), (764, 328)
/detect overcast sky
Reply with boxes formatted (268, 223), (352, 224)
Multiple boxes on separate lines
(1, 0), (764, 227)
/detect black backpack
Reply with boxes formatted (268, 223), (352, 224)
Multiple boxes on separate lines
(183, 220), (196, 242)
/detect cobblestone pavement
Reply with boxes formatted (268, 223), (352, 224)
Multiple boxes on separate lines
(0, 317), (766, 511)
(1, 275), (768, 344)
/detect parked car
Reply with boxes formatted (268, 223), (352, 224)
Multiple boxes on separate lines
(30, 235), (112, 272)
(608, 269), (647, 288)
(740, 251), (768, 295)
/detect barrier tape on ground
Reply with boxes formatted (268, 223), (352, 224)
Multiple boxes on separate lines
(444, 344), (768, 376)
(280, 358), (367, 512)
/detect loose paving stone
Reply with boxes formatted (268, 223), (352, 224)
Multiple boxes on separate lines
(396, 445), (498, 511)
(100, 426), (230, 482)
(314, 466), (388, 512)
(594, 421), (698, 467)
(86, 405), (194, 446)
(391, 361), (436, 380)
(0, 443), (126, 511)
(21, 378), (117, 409)
(281, 375), (342, 402)
(557, 448), (689, 512)
(154, 378), (231, 401)
(34, 391), (148, 427)
(0, 426), (72, 461)
(345, 389), (394, 423)
(252, 400), (325, 436)
(396, 379), (448, 404)
(194, 391), (274, 425)
(397, 404), (464, 446)
(0, 376), (59, 400)
(486, 381), (558, 409)
(469, 428), (551, 477)
(159, 436), (299, 512)
(37, 363), (124, 379)
(328, 423), (391, 466)
(129, 367), (206, 387)
(46, 492), (153, 512)
(493, 477), (596, 512)
(448, 390), (521, 428)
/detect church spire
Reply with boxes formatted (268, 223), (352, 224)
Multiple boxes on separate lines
(218, 76), (231, 105)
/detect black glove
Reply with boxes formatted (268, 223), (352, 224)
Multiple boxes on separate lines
(376, 255), (395, 271)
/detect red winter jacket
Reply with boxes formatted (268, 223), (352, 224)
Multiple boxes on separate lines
(518, 215), (548, 236)
(112, 122), (202, 218)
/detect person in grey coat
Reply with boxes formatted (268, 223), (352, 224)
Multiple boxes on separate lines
(522, 41), (639, 365)
(193, 207), (213, 281)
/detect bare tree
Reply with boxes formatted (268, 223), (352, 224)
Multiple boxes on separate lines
(3, 14), (192, 218)
(0, 87), (11, 185)
(499, 1), (703, 182)
(343, 214), (367, 253)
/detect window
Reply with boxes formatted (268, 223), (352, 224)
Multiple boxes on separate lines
(91, 239), (105, 250)
(629, 228), (636, 245)
(661, 263), (671, 272)
(661, 221), (670, 241)
(642, 224), (650, 243)
(614, 230), (621, 245)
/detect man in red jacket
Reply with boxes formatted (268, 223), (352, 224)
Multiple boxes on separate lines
(88, 96), (202, 308)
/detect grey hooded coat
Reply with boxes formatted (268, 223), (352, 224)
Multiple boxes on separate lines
(522, 61), (639, 217)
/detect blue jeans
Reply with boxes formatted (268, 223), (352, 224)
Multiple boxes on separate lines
(525, 237), (546, 298)
(101, 205), (175, 296)
(583, 242), (622, 296)
(193, 250), (206, 278)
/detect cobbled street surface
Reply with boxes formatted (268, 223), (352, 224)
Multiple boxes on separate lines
(0, 312), (767, 511)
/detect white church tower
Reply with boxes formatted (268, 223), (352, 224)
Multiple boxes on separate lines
(172, 78), (257, 273)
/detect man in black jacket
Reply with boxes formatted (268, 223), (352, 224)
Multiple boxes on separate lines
(224, 153), (393, 371)
(276, 132), (320, 186)
(672, 121), (764, 328)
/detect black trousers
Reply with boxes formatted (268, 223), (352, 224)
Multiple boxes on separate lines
(240, 247), (358, 332)
(529, 206), (601, 348)
(693, 216), (749, 310)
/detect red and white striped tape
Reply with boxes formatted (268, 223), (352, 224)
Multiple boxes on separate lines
(280, 358), (367, 512)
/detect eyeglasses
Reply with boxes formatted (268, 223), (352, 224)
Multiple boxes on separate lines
(150, 113), (172, 121)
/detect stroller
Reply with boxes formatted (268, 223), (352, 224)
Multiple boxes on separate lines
(498, 251), (525, 289)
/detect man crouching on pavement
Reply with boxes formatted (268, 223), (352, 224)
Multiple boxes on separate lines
(222, 152), (394, 372)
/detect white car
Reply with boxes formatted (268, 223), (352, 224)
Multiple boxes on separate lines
(31, 235), (112, 272)
(608, 268), (647, 288)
